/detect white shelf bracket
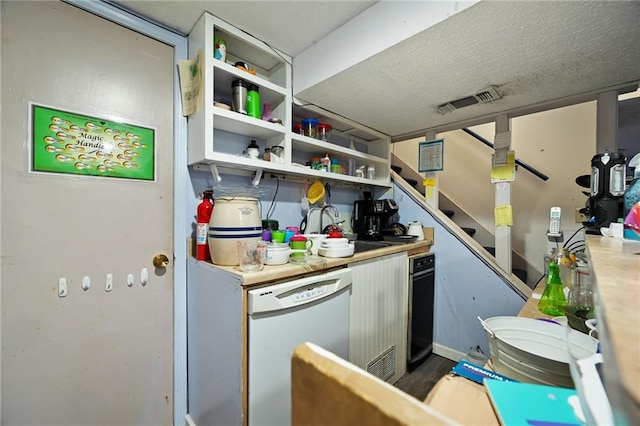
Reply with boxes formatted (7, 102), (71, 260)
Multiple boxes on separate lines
(209, 164), (222, 184)
(252, 169), (263, 187)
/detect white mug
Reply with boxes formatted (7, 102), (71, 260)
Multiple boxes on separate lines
(302, 233), (327, 255)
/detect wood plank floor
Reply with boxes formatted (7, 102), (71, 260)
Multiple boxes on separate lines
(393, 354), (457, 401)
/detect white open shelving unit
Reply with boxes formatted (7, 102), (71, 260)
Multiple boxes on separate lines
(188, 12), (391, 188)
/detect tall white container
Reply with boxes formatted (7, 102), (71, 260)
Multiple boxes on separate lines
(208, 197), (261, 265)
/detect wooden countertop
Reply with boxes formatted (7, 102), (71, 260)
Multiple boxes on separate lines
(198, 238), (433, 288)
(517, 277), (546, 319)
(585, 235), (640, 409)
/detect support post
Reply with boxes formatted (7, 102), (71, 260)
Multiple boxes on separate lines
(424, 130), (438, 209)
(596, 91), (619, 154)
(494, 115), (512, 275)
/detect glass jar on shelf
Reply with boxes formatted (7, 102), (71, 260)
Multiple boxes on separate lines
(301, 118), (319, 138)
(318, 123), (332, 142)
(270, 145), (284, 163)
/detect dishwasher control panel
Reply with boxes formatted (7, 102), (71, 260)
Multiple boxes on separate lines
(291, 286), (327, 303)
(247, 268), (353, 315)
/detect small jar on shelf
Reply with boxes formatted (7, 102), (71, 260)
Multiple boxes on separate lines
(270, 145), (284, 163)
(301, 118), (319, 138)
(310, 157), (321, 170)
(367, 165), (376, 180)
(318, 123), (332, 142)
(330, 159), (341, 174)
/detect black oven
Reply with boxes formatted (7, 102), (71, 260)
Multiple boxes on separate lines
(407, 253), (435, 371)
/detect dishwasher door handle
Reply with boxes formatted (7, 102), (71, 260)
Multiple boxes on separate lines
(412, 268), (435, 279)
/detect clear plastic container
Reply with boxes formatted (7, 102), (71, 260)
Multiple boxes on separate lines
(270, 145), (284, 163)
(367, 165), (375, 180)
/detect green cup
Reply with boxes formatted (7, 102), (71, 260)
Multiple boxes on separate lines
(290, 236), (312, 259)
(271, 230), (285, 243)
(290, 239), (312, 251)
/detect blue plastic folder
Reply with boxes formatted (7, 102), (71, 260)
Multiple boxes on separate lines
(484, 379), (582, 426)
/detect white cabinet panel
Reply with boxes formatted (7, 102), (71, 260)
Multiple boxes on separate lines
(349, 252), (409, 383)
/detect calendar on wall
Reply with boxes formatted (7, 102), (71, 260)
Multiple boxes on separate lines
(418, 139), (444, 172)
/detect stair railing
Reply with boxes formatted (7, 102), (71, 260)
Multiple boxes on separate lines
(462, 128), (549, 181)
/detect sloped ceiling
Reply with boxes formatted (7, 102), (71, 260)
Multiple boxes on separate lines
(114, 1), (640, 140)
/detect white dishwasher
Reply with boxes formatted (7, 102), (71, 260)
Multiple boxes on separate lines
(247, 267), (352, 426)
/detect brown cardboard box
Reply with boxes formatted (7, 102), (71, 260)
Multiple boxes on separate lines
(424, 375), (499, 425)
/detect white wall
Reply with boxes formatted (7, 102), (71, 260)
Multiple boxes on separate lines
(393, 101), (597, 271)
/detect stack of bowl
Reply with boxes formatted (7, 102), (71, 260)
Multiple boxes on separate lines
(318, 238), (354, 258)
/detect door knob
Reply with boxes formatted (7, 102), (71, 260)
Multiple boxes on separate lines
(153, 254), (170, 268)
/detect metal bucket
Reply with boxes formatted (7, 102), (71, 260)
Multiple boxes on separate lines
(480, 316), (598, 388)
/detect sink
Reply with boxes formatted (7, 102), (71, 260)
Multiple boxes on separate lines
(352, 240), (393, 254)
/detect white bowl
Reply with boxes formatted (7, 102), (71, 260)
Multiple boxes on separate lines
(318, 243), (354, 258)
(321, 237), (349, 247)
(264, 244), (291, 265)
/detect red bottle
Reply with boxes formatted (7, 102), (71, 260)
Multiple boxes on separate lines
(196, 191), (214, 261)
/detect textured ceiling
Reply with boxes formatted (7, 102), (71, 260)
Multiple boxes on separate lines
(113, 0), (376, 56)
(113, 0), (640, 140)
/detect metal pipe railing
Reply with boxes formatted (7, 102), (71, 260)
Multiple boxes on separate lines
(461, 128), (549, 181)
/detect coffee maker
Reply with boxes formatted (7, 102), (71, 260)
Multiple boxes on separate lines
(582, 151), (626, 234)
(353, 194), (399, 240)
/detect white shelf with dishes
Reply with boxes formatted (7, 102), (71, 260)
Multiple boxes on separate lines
(290, 103), (391, 186)
(187, 12), (391, 188)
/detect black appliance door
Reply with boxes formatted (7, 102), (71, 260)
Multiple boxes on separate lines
(408, 254), (435, 369)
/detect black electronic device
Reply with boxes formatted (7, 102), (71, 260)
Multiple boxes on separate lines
(352, 198), (399, 240)
(581, 151), (626, 234)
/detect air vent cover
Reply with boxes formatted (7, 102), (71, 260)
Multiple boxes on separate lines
(437, 86), (502, 114)
(366, 345), (396, 381)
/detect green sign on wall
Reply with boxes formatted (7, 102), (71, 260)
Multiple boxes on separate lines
(31, 104), (156, 181)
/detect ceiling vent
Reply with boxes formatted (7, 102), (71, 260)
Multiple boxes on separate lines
(437, 86), (502, 114)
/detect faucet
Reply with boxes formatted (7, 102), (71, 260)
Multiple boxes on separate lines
(320, 204), (344, 233)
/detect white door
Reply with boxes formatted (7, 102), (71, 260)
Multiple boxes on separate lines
(1, 1), (174, 424)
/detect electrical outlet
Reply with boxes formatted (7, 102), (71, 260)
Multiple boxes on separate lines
(575, 208), (588, 223)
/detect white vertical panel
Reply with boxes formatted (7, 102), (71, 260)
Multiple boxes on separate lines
(495, 115), (512, 274)
(424, 130), (439, 209)
(349, 252), (408, 383)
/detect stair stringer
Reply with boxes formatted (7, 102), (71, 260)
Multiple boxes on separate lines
(391, 168), (532, 298)
(391, 153), (542, 289)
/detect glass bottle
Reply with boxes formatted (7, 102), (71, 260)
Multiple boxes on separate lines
(538, 261), (566, 316)
(550, 247), (574, 289)
(565, 265), (595, 333)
